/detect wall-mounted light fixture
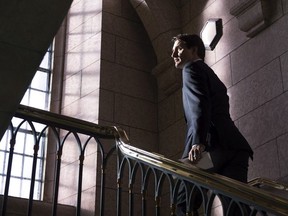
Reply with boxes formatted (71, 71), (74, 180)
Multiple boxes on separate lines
(200, 18), (223, 51)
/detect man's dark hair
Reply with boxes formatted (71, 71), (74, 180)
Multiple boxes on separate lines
(172, 34), (206, 60)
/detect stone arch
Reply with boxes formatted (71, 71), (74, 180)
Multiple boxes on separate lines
(129, 0), (182, 95)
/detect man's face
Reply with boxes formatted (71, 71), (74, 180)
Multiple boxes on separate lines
(171, 39), (194, 69)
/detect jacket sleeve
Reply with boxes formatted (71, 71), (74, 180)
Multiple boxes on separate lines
(182, 62), (211, 147)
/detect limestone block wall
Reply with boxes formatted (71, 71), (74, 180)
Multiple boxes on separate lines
(98, 1), (158, 214)
(100, 0), (158, 152)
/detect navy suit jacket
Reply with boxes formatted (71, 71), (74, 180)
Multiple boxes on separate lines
(181, 60), (253, 159)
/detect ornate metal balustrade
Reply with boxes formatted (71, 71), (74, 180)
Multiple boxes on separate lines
(1, 105), (288, 216)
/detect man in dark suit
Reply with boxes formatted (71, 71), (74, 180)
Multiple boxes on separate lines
(171, 34), (253, 215)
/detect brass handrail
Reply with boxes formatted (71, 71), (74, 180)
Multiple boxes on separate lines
(249, 177), (288, 191)
(114, 127), (288, 216)
(15, 104), (117, 138)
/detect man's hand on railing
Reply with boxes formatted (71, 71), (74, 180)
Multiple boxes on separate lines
(188, 144), (205, 163)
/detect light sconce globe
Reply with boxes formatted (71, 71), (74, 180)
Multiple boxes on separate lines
(200, 18), (223, 51)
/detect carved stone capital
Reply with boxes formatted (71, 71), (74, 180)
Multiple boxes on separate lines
(230, 0), (269, 37)
(152, 58), (181, 96)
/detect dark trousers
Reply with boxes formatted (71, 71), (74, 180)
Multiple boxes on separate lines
(176, 150), (250, 215)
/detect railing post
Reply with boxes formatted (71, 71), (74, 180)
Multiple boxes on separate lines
(129, 185), (133, 216)
(141, 190), (146, 216)
(52, 148), (62, 216)
(76, 153), (85, 216)
(1, 135), (15, 216)
(27, 138), (40, 216)
(117, 179), (122, 216)
(155, 196), (160, 216)
(170, 203), (176, 216)
(100, 164), (105, 216)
